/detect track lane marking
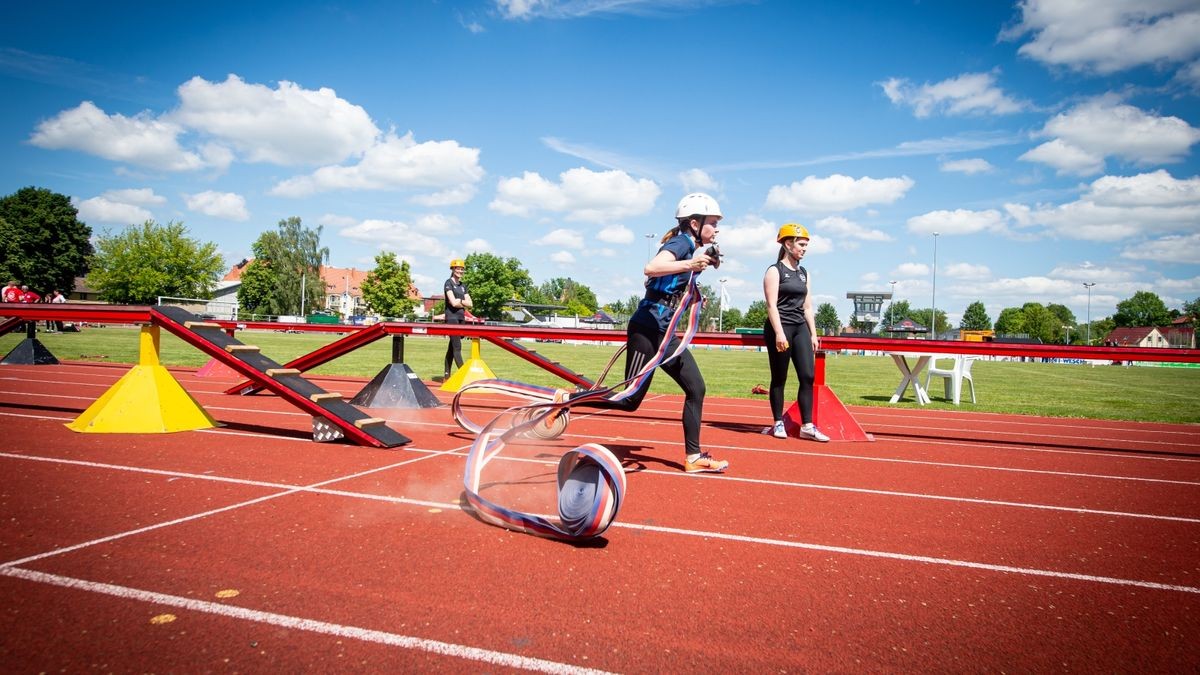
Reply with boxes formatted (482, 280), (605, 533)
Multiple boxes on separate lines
(0, 567), (610, 675)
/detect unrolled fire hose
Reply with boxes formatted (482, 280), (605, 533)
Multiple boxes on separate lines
(455, 271), (709, 541)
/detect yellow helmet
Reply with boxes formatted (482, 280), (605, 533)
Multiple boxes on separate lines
(777, 223), (810, 242)
(449, 258), (466, 269)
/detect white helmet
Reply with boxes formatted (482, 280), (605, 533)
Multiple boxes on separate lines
(675, 192), (723, 220)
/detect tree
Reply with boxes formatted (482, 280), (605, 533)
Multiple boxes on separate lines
(959, 301), (991, 330)
(882, 299), (913, 329)
(87, 220), (223, 304)
(462, 252), (533, 320)
(815, 302), (840, 336)
(0, 186), (93, 294)
(911, 308), (945, 336)
(994, 307), (1025, 335)
(1182, 297), (1200, 320)
(360, 252), (417, 319)
(539, 277), (598, 315)
(720, 306), (743, 332)
(1046, 302), (1076, 327)
(238, 217), (328, 317)
(697, 284), (720, 331)
(604, 294), (642, 321)
(743, 300), (768, 329)
(1113, 290), (1171, 327)
(1021, 302), (1057, 343)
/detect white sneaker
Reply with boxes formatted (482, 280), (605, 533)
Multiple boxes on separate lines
(799, 424), (830, 443)
(771, 421), (787, 439)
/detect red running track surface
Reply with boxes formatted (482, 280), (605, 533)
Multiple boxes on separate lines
(0, 362), (1197, 672)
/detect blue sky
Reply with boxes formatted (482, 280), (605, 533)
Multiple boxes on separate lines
(2, 0), (1198, 326)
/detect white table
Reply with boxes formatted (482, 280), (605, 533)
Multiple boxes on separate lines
(888, 352), (931, 405)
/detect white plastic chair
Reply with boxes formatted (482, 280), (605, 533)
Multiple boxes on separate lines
(925, 355), (977, 405)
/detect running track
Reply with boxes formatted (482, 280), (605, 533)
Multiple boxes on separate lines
(0, 361), (1197, 672)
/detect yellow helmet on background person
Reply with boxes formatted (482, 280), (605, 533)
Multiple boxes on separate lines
(449, 258), (466, 269)
(776, 223), (810, 242)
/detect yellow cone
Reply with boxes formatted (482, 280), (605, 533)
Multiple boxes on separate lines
(440, 338), (497, 392)
(67, 325), (218, 433)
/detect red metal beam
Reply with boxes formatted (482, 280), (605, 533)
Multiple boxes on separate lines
(225, 322), (388, 395)
(4, 303), (1197, 363)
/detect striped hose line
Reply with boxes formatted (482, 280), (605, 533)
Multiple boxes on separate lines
(457, 274), (706, 540)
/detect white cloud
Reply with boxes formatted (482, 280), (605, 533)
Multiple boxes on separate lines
(879, 71), (1028, 118)
(940, 158), (994, 174)
(1019, 97), (1200, 175)
(318, 213), (358, 228)
(270, 131), (484, 197)
(1124, 233), (1200, 263)
(597, 224), (634, 244)
(679, 168), (719, 193)
(1004, 0), (1200, 74)
(411, 185), (477, 206)
(893, 262), (930, 278)
(489, 167), (660, 223)
(944, 262), (991, 280)
(184, 190), (249, 221)
(1024, 170), (1200, 241)
(464, 238), (492, 253)
(415, 213), (460, 234)
(73, 195), (153, 224)
(906, 209), (1006, 235)
(30, 101), (212, 172)
(172, 75), (379, 166)
(813, 215), (893, 242)
(764, 174), (914, 212)
(1019, 138), (1104, 176)
(534, 228), (585, 249)
(550, 250), (576, 264)
(339, 218), (448, 259)
(1177, 59), (1200, 91)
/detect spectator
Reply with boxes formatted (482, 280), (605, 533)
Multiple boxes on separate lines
(49, 289), (66, 332)
(2, 280), (20, 303)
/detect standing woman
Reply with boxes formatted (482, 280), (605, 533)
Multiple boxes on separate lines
(569, 193), (727, 473)
(763, 223), (829, 442)
(443, 258), (472, 380)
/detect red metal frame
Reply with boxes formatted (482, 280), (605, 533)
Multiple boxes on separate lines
(3, 303), (1198, 364)
(225, 322), (388, 395)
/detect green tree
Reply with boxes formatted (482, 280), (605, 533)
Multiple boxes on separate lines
(959, 301), (991, 330)
(1181, 297), (1200, 319)
(994, 307), (1025, 335)
(911, 308), (945, 336)
(743, 300), (768, 329)
(87, 220), (223, 304)
(240, 217), (329, 317)
(462, 252), (533, 320)
(360, 252), (417, 319)
(882, 299), (913, 329)
(815, 302), (840, 336)
(237, 259), (277, 318)
(1113, 290), (1171, 327)
(604, 294), (642, 321)
(697, 284), (720, 331)
(539, 278), (598, 314)
(1021, 302), (1057, 343)
(720, 306), (743, 332)
(0, 186), (93, 294)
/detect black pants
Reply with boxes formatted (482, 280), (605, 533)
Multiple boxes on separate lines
(573, 320), (705, 456)
(763, 321), (816, 424)
(444, 317), (463, 377)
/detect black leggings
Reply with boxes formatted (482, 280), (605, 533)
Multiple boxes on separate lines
(572, 320), (705, 456)
(763, 322), (816, 424)
(444, 317), (463, 376)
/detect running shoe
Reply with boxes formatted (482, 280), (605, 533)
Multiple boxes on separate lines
(684, 453), (729, 473)
(799, 424), (830, 443)
(772, 421), (787, 439)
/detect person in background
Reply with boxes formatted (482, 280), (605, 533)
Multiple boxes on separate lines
(1, 280), (20, 303)
(49, 289), (66, 332)
(19, 285), (40, 304)
(567, 192), (728, 473)
(442, 258), (472, 380)
(763, 223), (829, 442)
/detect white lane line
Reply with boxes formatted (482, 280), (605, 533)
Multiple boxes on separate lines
(613, 521), (1200, 595)
(0, 567), (609, 675)
(0, 449), (465, 569)
(0, 453), (1196, 596)
(864, 421), (1200, 448)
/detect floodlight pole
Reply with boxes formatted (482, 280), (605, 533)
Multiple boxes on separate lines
(931, 232), (939, 339)
(645, 233), (655, 260)
(887, 280), (897, 334)
(1083, 282), (1096, 345)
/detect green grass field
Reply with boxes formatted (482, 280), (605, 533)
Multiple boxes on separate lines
(3, 325), (1198, 424)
